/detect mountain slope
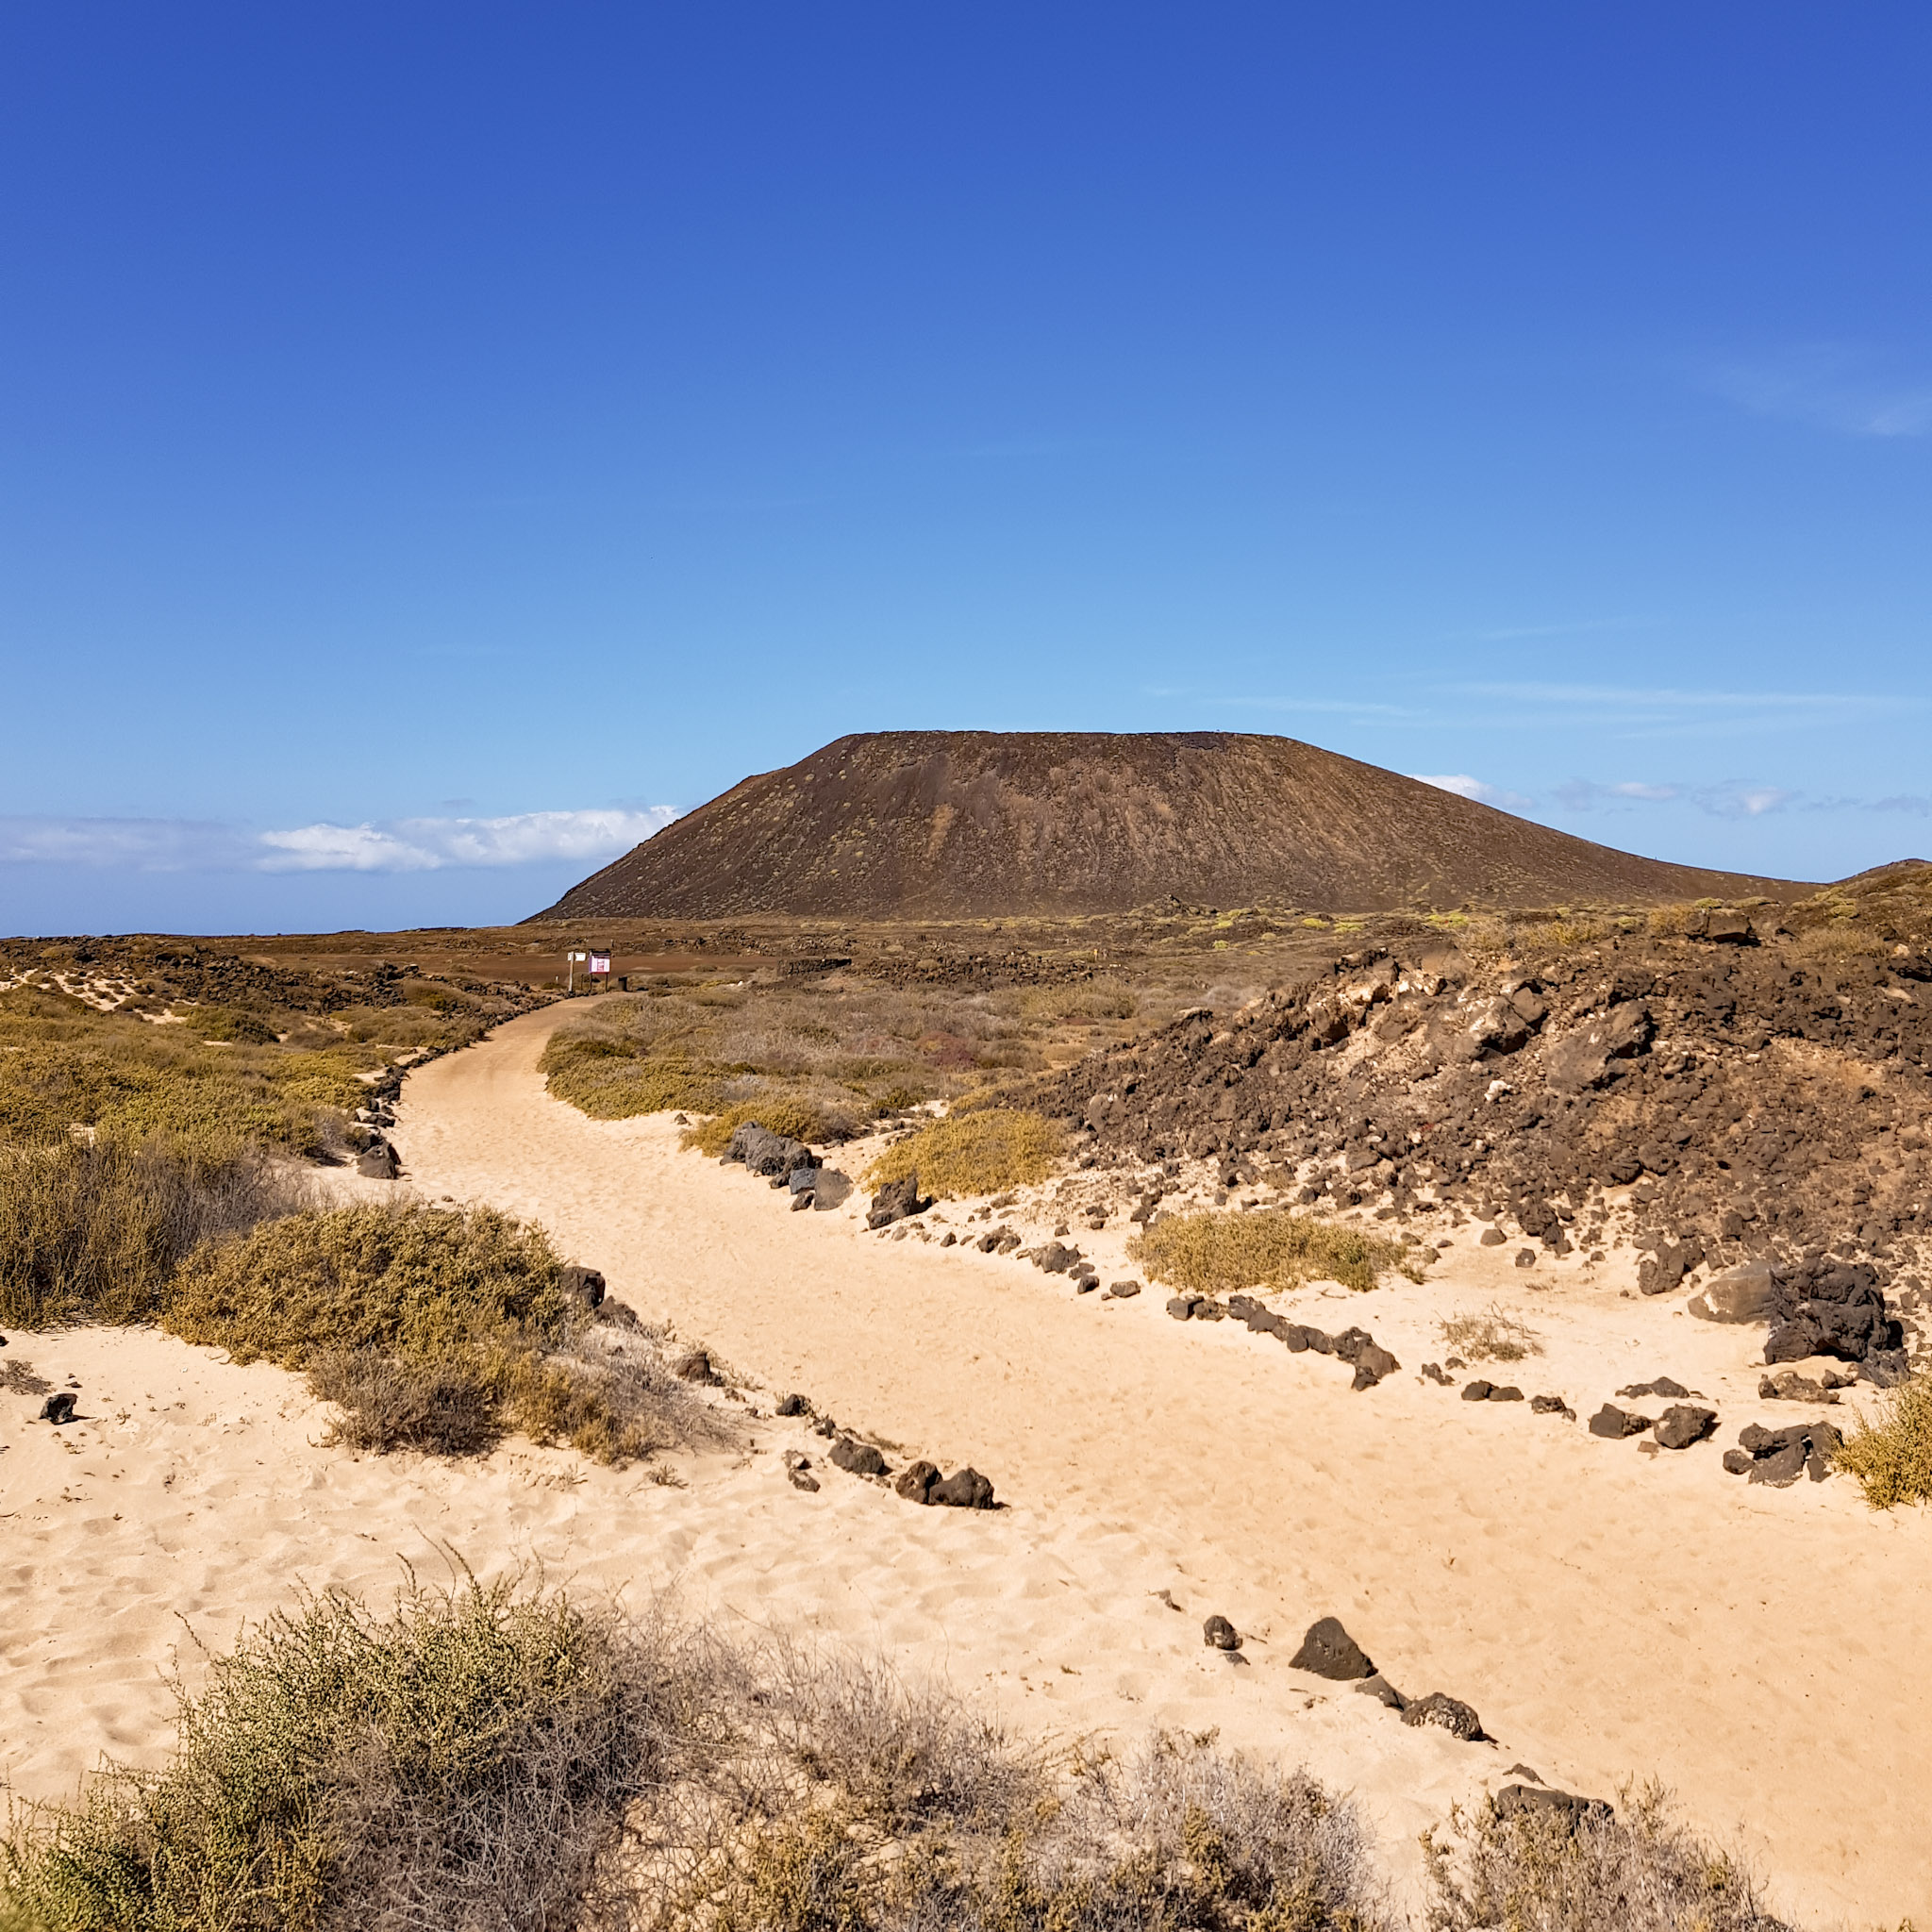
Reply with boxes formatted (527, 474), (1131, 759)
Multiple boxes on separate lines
(533, 731), (1802, 920)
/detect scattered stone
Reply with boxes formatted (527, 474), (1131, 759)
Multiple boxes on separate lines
(829, 1437), (889, 1477)
(39, 1391), (77, 1425)
(1495, 1784), (1614, 1831)
(894, 1459), (940, 1502)
(1031, 1241), (1080, 1274)
(929, 1466), (995, 1508)
(1350, 1344), (1400, 1391)
(1530, 1394), (1575, 1419)
(1167, 1294), (1201, 1321)
(1587, 1404), (1654, 1440)
(1290, 1616), (1374, 1681)
(1728, 1419), (1844, 1487)
(1355, 1674), (1407, 1710)
(1618, 1377), (1690, 1399)
(1757, 1369), (1840, 1404)
(672, 1348), (721, 1385)
(559, 1265), (606, 1308)
(1202, 1614), (1242, 1651)
(867, 1172), (923, 1230)
(1687, 1260), (1775, 1324)
(1461, 1379), (1494, 1402)
(1514, 1248), (1537, 1269)
(727, 1123), (821, 1180)
(1105, 1280), (1142, 1298)
(356, 1141), (399, 1179)
(775, 1392), (810, 1417)
(1401, 1692), (1484, 1740)
(787, 1466), (821, 1492)
(1652, 1404), (1718, 1450)
(1478, 1227), (1507, 1246)
(1421, 1362), (1453, 1386)
(1486, 1385), (1524, 1403)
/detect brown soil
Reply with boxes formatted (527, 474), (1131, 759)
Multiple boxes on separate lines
(532, 731), (1804, 921)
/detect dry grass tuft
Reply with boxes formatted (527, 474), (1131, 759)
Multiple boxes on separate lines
(0, 1137), (308, 1328)
(1130, 1208), (1415, 1296)
(681, 1096), (835, 1158)
(1833, 1371), (1932, 1509)
(1424, 1780), (1795, 1932)
(1437, 1304), (1544, 1364)
(864, 1108), (1063, 1198)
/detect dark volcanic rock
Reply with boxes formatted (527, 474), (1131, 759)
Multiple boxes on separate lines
(39, 1391), (78, 1424)
(1588, 1404), (1654, 1440)
(1401, 1692), (1484, 1740)
(1653, 1404), (1718, 1449)
(1496, 1783), (1614, 1831)
(727, 1123), (821, 1179)
(1202, 1614), (1242, 1651)
(929, 1466), (995, 1508)
(1290, 1617), (1374, 1681)
(867, 1173), (922, 1230)
(775, 1392), (810, 1417)
(559, 1265), (606, 1308)
(894, 1459), (940, 1502)
(829, 1437), (889, 1477)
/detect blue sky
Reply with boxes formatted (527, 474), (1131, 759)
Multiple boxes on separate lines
(4, 3), (1930, 934)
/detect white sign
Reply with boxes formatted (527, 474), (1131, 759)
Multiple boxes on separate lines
(589, 952), (611, 975)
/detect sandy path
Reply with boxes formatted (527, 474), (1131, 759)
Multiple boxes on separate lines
(388, 1008), (1929, 1926)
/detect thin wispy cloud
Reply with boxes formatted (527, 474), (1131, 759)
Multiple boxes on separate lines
(1450, 681), (1906, 742)
(1410, 773), (1533, 811)
(1708, 345), (1932, 438)
(0, 807), (676, 875)
(1552, 778), (1794, 819)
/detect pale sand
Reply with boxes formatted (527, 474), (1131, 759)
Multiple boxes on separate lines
(2, 1005), (1926, 1924)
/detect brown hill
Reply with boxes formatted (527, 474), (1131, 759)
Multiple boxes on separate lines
(532, 731), (1804, 921)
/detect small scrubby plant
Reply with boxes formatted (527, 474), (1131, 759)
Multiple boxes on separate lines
(1130, 1207), (1416, 1296)
(0, 1571), (688, 1932)
(1437, 1304), (1543, 1364)
(864, 1108), (1061, 1198)
(165, 1203), (721, 1464)
(1424, 1781), (1793, 1932)
(1833, 1370), (1932, 1509)
(682, 1095), (835, 1158)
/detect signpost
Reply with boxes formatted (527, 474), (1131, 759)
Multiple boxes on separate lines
(566, 948), (612, 993)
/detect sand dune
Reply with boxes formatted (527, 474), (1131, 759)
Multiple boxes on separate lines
(4, 1006), (1926, 1924)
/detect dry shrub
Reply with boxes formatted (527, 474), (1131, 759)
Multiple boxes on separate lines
(1019, 979), (1137, 1023)
(682, 1096), (835, 1158)
(0, 1571), (703, 1932)
(1130, 1208), (1415, 1296)
(1437, 1304), (1543, 1364)
(307, 1347), (501, 1456)
(0, 983), (371, 1155)
(166, 1203), (725, 1465)
(1789, 923), (1888, 965)
(863, 1109), (1061, 1198)
(1424, 1781), (1793, 1932)
(1833, 1370), (1932, 1509)
(0, 1136), (307, 1328)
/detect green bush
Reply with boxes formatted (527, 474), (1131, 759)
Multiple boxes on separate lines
(1834, 1371), (1932, 1509)
(164, 1203), (721, 1466)
(863, 1108), (1062, 1198)
(1129, 1208), (1416, 1295)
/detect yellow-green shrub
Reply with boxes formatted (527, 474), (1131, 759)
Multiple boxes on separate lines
(1834, 1373), (1932, 1509)
(1130, 1208), (1415, 1295)
(863, 1108), (1061, 1198)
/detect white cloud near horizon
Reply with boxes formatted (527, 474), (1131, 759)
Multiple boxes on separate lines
(1410, 773), (1533, 810)
(0, 807), (677, 874)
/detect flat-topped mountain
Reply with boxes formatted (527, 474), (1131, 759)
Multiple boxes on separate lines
(532, 731), (1803, 920)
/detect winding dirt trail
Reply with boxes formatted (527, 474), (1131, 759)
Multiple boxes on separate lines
(393, 1008), (1932, 1926)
